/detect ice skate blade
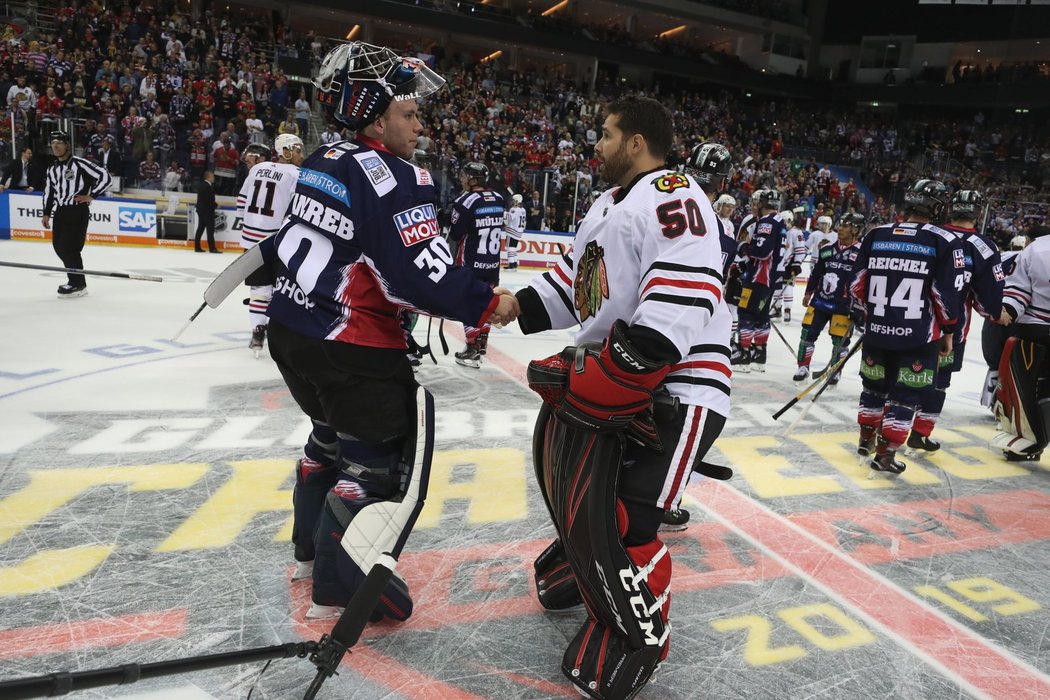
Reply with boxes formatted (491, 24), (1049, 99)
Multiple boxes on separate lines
(454, 358), (482, 369)
(292, 560), (314, 581)
(658, 522), (689, 533)
(306, 603), (344, 620)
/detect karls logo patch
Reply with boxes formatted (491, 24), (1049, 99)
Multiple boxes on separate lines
(118, 207), (156, 233)
(394, 204), (439, 246)
(651, 172), (690, 193)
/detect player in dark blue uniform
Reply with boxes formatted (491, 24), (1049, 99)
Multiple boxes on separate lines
(908, 189), (1006, 452)
(792, 212), (862, 384)
(849, 179), (964, 474)
(448, 161), (505, 368)
(736, 188), (785, 373)
(265, 41), (519, 620)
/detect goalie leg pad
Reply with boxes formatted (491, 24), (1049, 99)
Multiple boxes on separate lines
(994, 337), (1049, 453)
(534, 538), (583, 612)
(309, 387), (436, 622)
(563, 617), (663, 700)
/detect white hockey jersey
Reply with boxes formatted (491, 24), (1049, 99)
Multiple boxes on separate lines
(236, 161), (299, 249)
(524, 168), (732, 417)
(504, 205), (526, 242)
(778, 225), (807, 273)
(806, 229), (837, 260)
(1003, 236), (1050, 326)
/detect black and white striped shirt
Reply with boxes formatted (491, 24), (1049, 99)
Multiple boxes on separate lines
(42, 155), (112, 216)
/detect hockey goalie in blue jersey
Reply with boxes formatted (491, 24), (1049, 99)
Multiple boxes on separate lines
(265, 41), (519, 621)
(849, 179), (964, 474)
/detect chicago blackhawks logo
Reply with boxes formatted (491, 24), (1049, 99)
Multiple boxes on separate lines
(652, 172), (690, 193)
(574, 241), (609, 322)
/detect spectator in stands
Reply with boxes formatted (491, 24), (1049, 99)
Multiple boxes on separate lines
(95, 139), (121, 177)
(1, 147), (38, 192)
(277, 112), (300, 138)
(294, 89), (310, 137)
(139, 152), (162, 189)
(320, 123), (340, 146)
(212, 134), (240, 196)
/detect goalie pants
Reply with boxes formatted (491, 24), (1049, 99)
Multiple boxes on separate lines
(268, 321), (419, 615)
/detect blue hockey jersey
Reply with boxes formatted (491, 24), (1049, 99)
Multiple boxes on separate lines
(805, 240), (860, 314)
(849, 221), (964, 348)
(944, 223), (1004, 343)
(266, 136), (498, 348)
(741, 213), (785, 287)
(448, 189), (506, 283)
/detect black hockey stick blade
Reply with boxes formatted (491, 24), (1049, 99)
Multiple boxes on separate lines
(303, 555), (397, 700)
(693, 460), (733, 481)
(438, 319), (449, 356)
(0, 259), (163, 282)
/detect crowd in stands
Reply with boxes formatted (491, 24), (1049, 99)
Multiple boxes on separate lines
(0, 0), (1045, 251)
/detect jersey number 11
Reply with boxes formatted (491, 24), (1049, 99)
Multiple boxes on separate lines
(248, 179), (277, 218)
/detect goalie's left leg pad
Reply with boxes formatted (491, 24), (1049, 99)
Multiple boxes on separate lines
(311, 483), (413, 621)
(563, 617), (663, 700)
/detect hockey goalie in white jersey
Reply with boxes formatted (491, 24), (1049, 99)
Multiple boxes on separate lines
(515, 96), (732, 700)
(236, 133), (304, 356)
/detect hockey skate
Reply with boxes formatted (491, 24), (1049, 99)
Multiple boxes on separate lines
(454, 344), (482, 369)
(792, 366), (810, 383)
(57, 284), (88, 298)
(731, 347), (750, 374)
(869, 438), (906, 476)
(856, 426), (877, 459)
(249, 325), (267, 359)
(906, 432), (941, 455)
(305, 602), (343, 620)
(783, 307), (792, 323)
(292, 560), (314, 581)
(659, 507), (690, 533)
(750, 346), (767, 373)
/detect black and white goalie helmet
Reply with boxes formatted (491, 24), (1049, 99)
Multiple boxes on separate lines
(314, 41), (445, 130)
(683, 142), (732, 186)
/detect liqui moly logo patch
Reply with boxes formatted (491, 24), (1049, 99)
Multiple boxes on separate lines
(394, 203), (439, 246)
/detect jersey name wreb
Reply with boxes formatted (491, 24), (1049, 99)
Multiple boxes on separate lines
(868, 257), (930, 274)
(290, 192), (355, 240)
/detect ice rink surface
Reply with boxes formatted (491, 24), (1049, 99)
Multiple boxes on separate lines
(1, 239), (1049, 699)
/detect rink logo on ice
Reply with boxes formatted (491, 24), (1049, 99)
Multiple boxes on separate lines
(118, 207), (157, 233)
(394, 204), (439, 246)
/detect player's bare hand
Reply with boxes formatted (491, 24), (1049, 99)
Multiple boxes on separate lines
(998, 308), (1013, 326)
(802, 293), (812, 307)
(938, 333), (954, 358)
(492, 286), (513, 297)
(491, 293), (520, 327)
(73, 194), (93, 204)
(41, 216), (50, 229)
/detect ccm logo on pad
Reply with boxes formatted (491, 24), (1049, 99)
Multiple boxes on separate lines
(394, 204), (440, 246)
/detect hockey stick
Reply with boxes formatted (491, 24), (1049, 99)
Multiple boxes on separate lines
(769, 320), (795, 354)
(0, 260), (164, 282)
(171, 245), (265, 342)
(772, 334), (863, 420)
(438, 319), (449, 355)
(416, 316), (437, 365)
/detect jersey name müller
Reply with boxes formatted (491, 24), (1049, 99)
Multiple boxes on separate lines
(237, 161), (299, 248)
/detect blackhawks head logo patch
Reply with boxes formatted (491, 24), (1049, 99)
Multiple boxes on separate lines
(652, 172), (690, 193)
(574, 240), (609, 322)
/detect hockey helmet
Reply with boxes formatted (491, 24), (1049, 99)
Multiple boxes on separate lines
(511, 193), (523, 204)
(753, 188), (781, 212)
(904, 179), (949, 219)
(243, 143), (271, 162)
(949, 189), (985, 220)
(779, 210), (794, 225)
(714, 193), (736, 212)
(49, 130), (71, 143)
(1009, 235), (1028, 250)
(460, 161), (489, 187)
(683, 142), (732, 187)
(848, 212), (867, 229)
(314, 41), (445, 130)
(274, 133), (304, 154)
(816, 215), (833, 231)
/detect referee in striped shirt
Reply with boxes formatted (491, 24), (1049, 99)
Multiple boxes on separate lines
(41, 130), (112, 298)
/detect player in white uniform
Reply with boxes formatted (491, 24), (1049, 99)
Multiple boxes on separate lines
(806, 215), (836, 260)
(772, 209), (807, 322)
(504, 193), (526, 269)
(236, 133), (304, 356)
(514, 96), (732, 700)
(991, 226), (1050, 461)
